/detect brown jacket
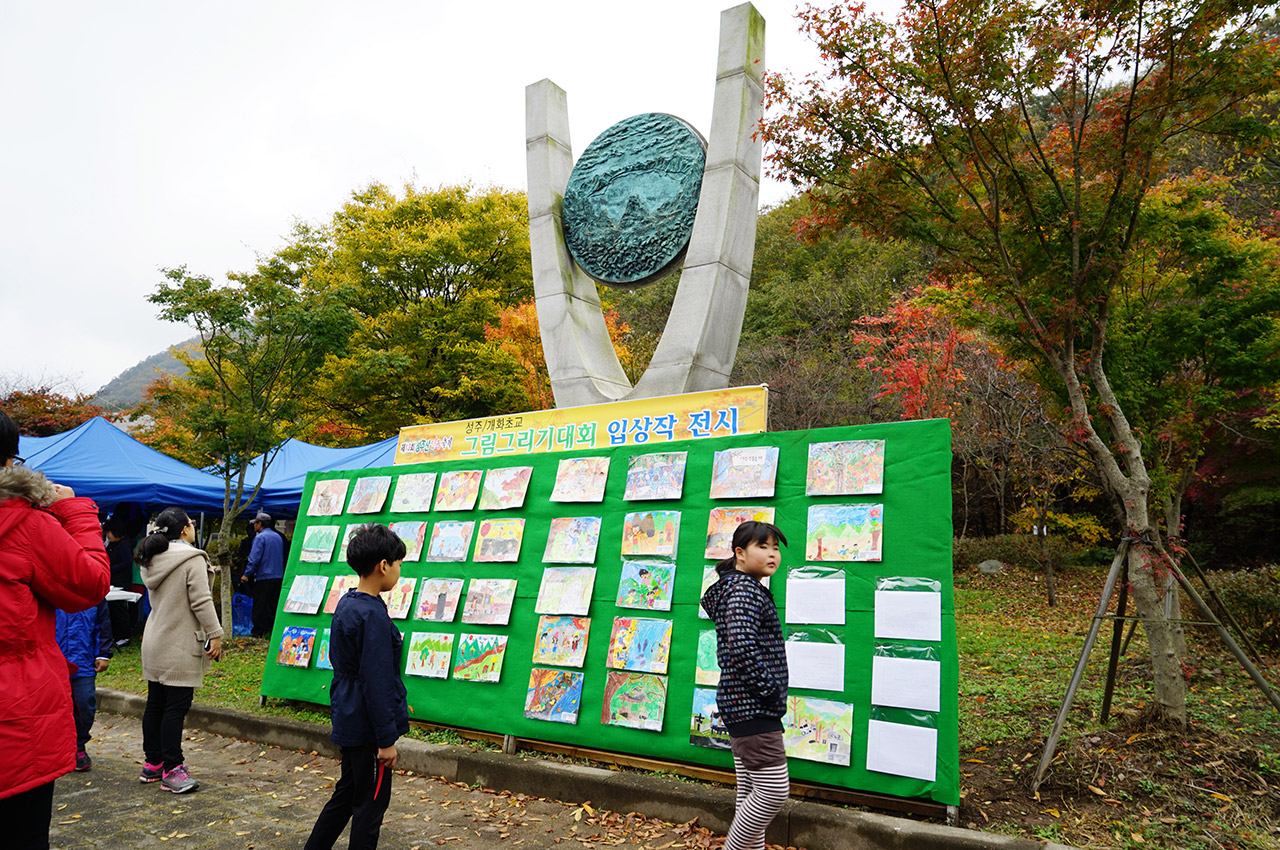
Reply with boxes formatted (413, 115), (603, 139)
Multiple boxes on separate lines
(140, 541), (223, 688)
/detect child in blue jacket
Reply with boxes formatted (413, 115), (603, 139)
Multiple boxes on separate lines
(54, 600), (113, 771)
(305, 523), (408, 850)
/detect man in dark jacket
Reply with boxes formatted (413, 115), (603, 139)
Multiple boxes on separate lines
(240, 512), (285, 638)
(104, 519), (136, 645)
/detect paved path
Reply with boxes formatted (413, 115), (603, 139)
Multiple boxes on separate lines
(51, 712), (724, 850)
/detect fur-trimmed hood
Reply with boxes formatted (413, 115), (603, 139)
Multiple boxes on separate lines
(0, 466), (59, 508)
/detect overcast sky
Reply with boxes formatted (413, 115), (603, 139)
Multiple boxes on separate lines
(0, 1), (895, 396)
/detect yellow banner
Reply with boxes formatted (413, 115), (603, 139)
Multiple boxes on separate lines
(395, 386), (768, 465)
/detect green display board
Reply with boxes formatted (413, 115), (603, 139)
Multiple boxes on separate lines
(260, 419), (958, 805)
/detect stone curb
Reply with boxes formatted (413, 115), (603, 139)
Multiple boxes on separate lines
(98, 689), (1075, 850)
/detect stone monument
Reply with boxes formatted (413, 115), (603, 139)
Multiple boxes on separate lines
(526, 3), (765, 407)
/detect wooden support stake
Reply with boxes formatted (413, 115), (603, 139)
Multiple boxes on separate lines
(1099, 576), (1129, 724)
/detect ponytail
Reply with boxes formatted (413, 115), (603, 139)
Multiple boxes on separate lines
(714, 520), (788, 575)
(137, 506), (191, 565)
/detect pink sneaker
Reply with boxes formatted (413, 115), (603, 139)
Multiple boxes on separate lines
(139, 761), (163, 783)
(161, 764), (199, 793)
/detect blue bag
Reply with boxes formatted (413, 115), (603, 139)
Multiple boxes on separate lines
(232, 592), (253, 636)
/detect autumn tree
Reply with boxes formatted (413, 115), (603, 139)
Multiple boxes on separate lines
(762, 0), (1280, 725)
(0, 385), (105, 436)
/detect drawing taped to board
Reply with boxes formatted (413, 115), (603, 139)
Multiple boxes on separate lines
(473, 518), (525, 562)
(314, 629), (332, 670)
(534, 567), (596, 616)
(434, 470), (483, 511)
(806, 504), (883, 561)
(620, 510), (680, 559)
(783, 695), (854, 766)
(390, 472), (437, 513)
(453, 633), (508, 682)
(404, 631), (454, 678)
(323, 575), (359, 614)
(615, 560), (676, 611)
(542, 516), (602, 564)
(461, 578), (517, 625)
(427, 521), (474, 562)
(413, 578), (464, 622)
(307, 479), (349, 516)
(525, 668), (584, 724)
(623, 452), (687, 500)
(708, 446), (780, 499)
(389, 521), (428, 562)
(704, 506), (776, 559)
(550, 457), (610, 502)
(806, 439), (885, 496)
(276, 626), (317, 668)
(606, 617), (673, 674)
(532, 615), (590, 667)
(380, 577), (417, 619)
(478, 466), (533, 510)
(283, 575), (328, 615)
(300, 525), (339, 563)
(689, 687), (730, 750)
(601, 670), (667, 731)
(347, 475), (392, 514)
(337, 524), (358, 563)
(695, 629), (721, 686)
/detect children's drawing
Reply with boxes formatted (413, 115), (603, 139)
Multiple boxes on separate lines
(550, 457), (610, 502)
(805, 504), (884, 562)
(697, 565), (718, 620)
(623, 452), (687, 501)
(783, 695), (855, 766)
(389, 520), (428, 562)
(620, 510), (680, 559)
(434, 469), (483, 511)
(323, 575), (360, 614)
(390, 472), (437, 513)
(314, 629), (332, 670)
(404, 631), (454, 678)
(708, 446), (780, 499)
(427, 521), (475, 562)
(276, 626), (317, 668)
(380, 577), (417, 620)
(307, 479), (349, 517)
(283, 574), (329, 615)
(532, 615), (590, 667)
(689, 687), (730, 750)
(704, 506), (777, 559)
(806, 439), (886, 496)
(473, 518), (525, 562)
(413, 577), (464, 622)
(542, 516), (602, 564)
(534, 567), (596, 616)
(695, 629), (721, 686)
(524, 668), (584, 724)
(347, 475), (392, 514)
(452, 633), (509, 682)
(461, 578), (517, 625)
(606, 617), (673, 674)
(478, 466), (533, 510)
(300, 525), (340, 563)
(337, 524), (359, 563)
(601, 670), (667, 731)
(615, 560), (676, 611)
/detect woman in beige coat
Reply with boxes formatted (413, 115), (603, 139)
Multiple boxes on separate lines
(138, 507), (222, 794)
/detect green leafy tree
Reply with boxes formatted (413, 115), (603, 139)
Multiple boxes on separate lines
(147, 264), (354, 635)
(761, 0), (1280, 725)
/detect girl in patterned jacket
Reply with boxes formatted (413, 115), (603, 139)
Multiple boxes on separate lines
(699, 520), (789, 850)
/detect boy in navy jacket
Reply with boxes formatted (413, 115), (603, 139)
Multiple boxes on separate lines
(55, 600), (114, 771)
(305, 524), (408, 850)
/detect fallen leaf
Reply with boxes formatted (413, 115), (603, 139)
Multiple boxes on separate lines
(1088, 785), (1105, 796)
(1044, 809), (1061, 818)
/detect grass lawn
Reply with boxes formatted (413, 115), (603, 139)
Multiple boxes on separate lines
(98, 565), (1280, 848)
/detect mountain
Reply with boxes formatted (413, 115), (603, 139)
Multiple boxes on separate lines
(93, 337), (202, 411)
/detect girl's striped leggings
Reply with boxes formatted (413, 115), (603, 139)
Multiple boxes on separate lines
(725, 753), (790, 850)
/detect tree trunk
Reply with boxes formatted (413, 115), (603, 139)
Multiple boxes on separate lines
(1162, 493), (1189, 661)
(1127, 540), (1187, 726)
(215, 512), (236, 638)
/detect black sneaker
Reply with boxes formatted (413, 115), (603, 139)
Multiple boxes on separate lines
(74, 751), (91, 771)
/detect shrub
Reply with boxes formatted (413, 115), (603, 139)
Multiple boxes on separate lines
(1205, 566), (1280, 649)
(953, 533), (1069, 572)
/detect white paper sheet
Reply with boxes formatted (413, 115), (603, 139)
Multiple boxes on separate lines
(785, 575), (845, 625)
(873, 590), (942, 641)
(870, 656), (941, 712)
(866, 719), (938, 781)
(784, 639), (845, 691)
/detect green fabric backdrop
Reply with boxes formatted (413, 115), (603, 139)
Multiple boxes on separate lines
(259, 418), (958, 805)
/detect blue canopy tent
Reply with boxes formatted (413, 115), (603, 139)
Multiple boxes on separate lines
(19, 417), (237, 514)
(235, 436), (399, 515)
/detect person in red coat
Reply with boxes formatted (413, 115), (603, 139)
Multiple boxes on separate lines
(0, 410), (110, 850)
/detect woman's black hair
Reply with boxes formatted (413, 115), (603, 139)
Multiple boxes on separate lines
(714, 520), (788, 574)
(137, 506), (191, 565)
(0, 409), (18, 462)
